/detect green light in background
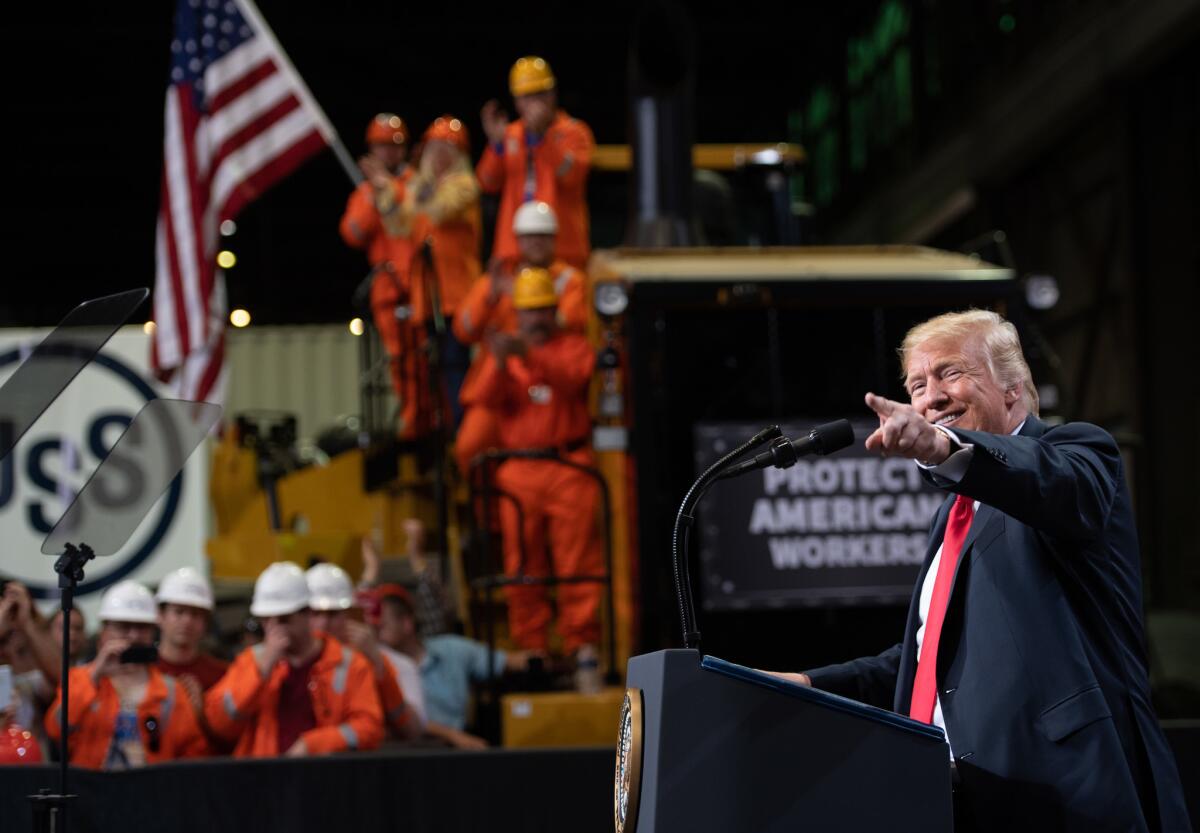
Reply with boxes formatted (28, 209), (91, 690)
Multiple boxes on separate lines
(999, 13), (1016, 33)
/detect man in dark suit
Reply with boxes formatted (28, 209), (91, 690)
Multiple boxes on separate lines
(779, 310), (1189, 831)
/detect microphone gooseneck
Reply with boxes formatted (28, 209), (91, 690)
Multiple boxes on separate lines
(673, 419), (856, 652)
(672, 425), (783, 650)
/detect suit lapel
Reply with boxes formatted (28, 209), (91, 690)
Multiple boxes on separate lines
(897, 419), (1044, 709)
(946, 417), (1041, 588)
(958, 504), (1003, 566)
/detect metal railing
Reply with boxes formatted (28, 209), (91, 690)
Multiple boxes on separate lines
(466, 446), (620, 711)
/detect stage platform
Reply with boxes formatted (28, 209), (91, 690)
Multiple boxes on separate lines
(3, 724), (1196, 831)
(1, 746), (613, 833)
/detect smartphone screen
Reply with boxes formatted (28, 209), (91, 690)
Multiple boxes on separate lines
(0, 665), (13, 712)
(119, 644), (159, 665)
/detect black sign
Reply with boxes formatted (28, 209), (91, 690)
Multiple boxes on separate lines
(693, 420), (945, 610)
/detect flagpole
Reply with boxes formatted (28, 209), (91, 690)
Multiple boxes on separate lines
(235, 0), (363, 187)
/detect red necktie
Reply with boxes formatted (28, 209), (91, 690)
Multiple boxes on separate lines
(909, 494), (975, 724)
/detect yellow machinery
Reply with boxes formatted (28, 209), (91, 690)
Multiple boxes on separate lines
(501, 688), (626, 749)
(591, 142), (805, 172)
(207, 435), (437, 580)
(207, 245), (1013, 678)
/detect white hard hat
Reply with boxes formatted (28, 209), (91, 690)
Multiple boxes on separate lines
(512, 200), (558, 235)
(98, 581), (158, 625)
(250, 562), (310, 618)
(156, 567), (214, 611)
(306, 563), (354, 612)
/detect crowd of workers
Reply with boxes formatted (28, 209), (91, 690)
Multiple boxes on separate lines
(340, 55), (604, 660)
(0, 528), (535, 769)
(0, 53), (606, 772)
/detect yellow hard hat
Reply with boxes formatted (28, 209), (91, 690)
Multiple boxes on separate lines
(512, 267), (557, 310)
(509, 56), (556, 97)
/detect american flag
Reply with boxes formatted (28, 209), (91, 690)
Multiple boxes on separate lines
(152, 0), (337, 403)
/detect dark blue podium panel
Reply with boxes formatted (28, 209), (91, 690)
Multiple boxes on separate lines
(626, 649), (952, 833)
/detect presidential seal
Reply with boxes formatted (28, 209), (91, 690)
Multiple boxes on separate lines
(614, 687), (643, 833)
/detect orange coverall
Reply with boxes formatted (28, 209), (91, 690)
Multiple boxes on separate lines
(404, 169), (482, 324)
(475, 112), (594, 270)
(45, 667), (208, 769)
(465, 332), (601, 652)
(340, 173), (414, 269)
(204, 634), (383, 757)
(405, 168), (482, 429)
(340, 172), (428, 438)
(452, 260), (588, 473)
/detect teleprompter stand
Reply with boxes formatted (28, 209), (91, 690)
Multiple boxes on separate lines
(0, 290), (219, 832)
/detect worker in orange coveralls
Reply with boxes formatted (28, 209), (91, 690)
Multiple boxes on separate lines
(45, 582), (208, 769)
(305, 563), (420, 740)
(391, 115), (482, 429)
(339, 114), (428, 437)
(460, 267), (601, 654)
(452, 200), (588, 474)
(205, 562), (383, 758)
(477, 56), (594, 270)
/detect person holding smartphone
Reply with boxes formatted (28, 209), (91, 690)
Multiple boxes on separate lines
(0, 580), (59, 760)
(44, 581), (207, 769)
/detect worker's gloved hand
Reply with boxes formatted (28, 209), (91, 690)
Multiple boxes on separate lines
(358, 155), (393, 191)
(90, 637), (131, 683)
(481, 99), (509, 146)
(487, 260), (513, 305)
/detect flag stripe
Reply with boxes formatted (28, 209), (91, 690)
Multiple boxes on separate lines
(195, 330), (226, 404)
(208, 56), (276, 114)
(155, 199), (186, 367)
(163, 89), (204, 356)
(210, 105), (321, 218)
(219, 129), (326, 222)
(172, 87), (212, 351)
(203, 37), (273, 101)
(207, 93), (301, 197)
(153, 214), (180, 368)
(201, 68), (293, 173)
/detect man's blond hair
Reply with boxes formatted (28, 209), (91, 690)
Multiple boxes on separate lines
(899, 309), (1039, 416)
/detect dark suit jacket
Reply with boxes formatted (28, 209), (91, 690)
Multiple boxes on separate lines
(806, 417), (1191, 832)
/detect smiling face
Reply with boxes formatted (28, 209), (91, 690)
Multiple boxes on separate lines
(904, 334), (1026, 435)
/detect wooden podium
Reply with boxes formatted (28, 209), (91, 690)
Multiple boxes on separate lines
(616, 649), (953, 832)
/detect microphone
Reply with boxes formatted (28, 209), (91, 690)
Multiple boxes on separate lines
(718, 419), (855, 479)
